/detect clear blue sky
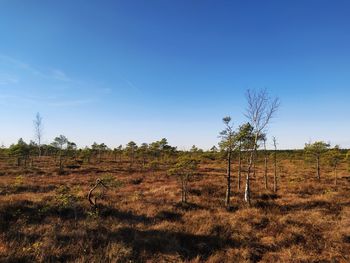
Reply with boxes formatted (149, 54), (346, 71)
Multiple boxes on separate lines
(1, 0), (349, 150)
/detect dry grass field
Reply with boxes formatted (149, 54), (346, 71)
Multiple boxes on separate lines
(0, 156), (350, 262)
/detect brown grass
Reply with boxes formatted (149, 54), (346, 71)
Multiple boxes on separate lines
(0, 156), (349, 262)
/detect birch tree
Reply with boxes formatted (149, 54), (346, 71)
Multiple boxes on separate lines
(244, 89), (279, 205)
(235, 122), (254, 190)
(33, 112), (43, 157)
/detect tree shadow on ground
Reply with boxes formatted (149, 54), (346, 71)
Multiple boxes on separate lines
(0, 201), (184, 231)
(173, 202), (206, 211)
(254, 198), (343, 216)
(88, 226), (237, 261)
(98, 205), (155, 225)
(155, 210), (182, 222)
(0, 184), (56, 195)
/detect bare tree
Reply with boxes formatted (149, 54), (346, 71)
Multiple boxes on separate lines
(33, 112), (43, 157)
(272, 136), (278, 193)
(244, 89), (279, 205)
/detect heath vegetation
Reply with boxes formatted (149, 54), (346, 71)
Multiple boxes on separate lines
(0, 90), (349, 262)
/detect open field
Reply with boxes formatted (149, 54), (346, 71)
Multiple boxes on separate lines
(2, 1), (350, 262)
(1, 156), (349, 262)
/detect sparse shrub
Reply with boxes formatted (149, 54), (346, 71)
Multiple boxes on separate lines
(14, 175), (24, 188)
(168, 156), (199, 204)
(55, 185), (77, 209)
(87, 209), (99, 219)
(129, 191), (144, 202)
(100, 174), (123, 188)
(106, 242), (133, 262)
(147, 160), (160, 174)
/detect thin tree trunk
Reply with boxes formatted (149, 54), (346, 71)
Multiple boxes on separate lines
(130, 150), (134, 169)
(264, 152), (268, 189)
(142, 157), (146, 171)
(244, 150), (254, 205)
(181, 178), (185, 203)
(253, 152), (256, 178)
(273, 147), (277, 193)
(238, 142), (242, 190)
(263, 139), (268, 189)
(316, 156), (320, 180)
(245, 134), (258, 205)
(59, 152), (63, 173)
(225, 150), (231, 207)
(184, 175), (188, 203)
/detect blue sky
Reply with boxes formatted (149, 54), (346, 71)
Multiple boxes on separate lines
(0, 0), (350, 150)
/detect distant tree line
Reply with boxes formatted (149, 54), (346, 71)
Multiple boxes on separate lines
(1, 89), (349, 207)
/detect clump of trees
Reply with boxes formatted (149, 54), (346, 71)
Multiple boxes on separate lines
(9, 138), (31, 167)
(91, 142), (108, 163)
(243, 89), (279, 205)
(218, 89), (279, 206)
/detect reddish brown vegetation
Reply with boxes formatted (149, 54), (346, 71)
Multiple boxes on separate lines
(0, 156), (349, 262)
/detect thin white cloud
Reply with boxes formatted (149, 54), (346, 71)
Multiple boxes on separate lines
(0, 73), (19, 85)
(0, 55), (45, 78)
(50, 69), (72, 82)
(99, 87), (112, 94)
(0, 55), (104, 108)
(47, 99), (94, 107)
(0, 55), (71, 82)
(0, 94), (38, 106)
(0, 93), (94, 107)
(125, 79), (140, 91)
